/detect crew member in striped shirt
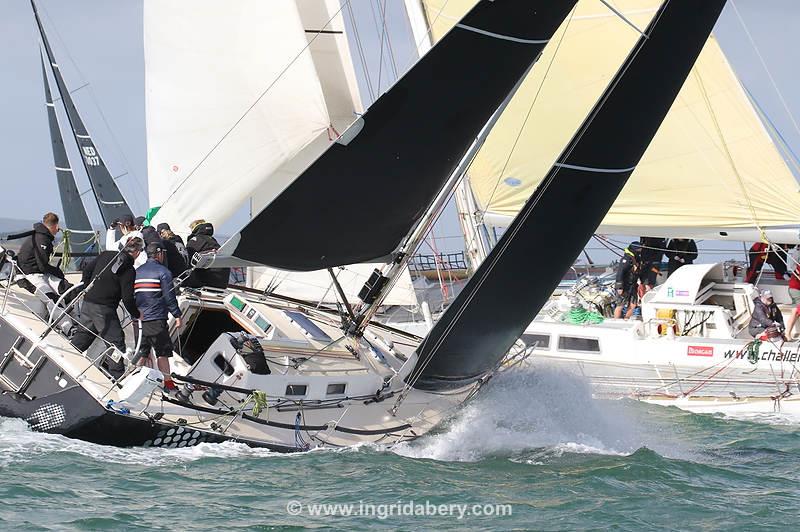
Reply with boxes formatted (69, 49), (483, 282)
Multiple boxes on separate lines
(134, 242), (183, 392)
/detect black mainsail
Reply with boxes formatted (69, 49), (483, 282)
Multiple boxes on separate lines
(224, 0), (577, 271)
(410, 0), (728, 390)
(40, 52), (96, 256)
(32, 0), (132, 228)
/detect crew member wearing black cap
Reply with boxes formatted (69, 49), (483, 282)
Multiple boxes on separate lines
(156, 223), (188, 278)
(184, 219), (230, 289)
(614, 241), (643, 320)
(134, 241), (183, 392)
(639, 236), (666, 292)
(135, 216), (162, 248)
(72, 237), (143, 379)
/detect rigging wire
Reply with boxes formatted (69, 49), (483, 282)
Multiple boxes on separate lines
(346, 0), (376, 103)
(479, 6), (576, 215)
(693, 66), (767, 242)
(730, 0), (800, 144)
(371, 0), (388, 92)
(376, 0), (400, 82)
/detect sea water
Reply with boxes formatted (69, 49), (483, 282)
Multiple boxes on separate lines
(2, 367), (799, 530)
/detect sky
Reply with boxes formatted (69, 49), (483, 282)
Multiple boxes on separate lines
(2, 0), (799, 260)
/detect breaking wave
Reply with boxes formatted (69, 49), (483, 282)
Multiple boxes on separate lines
(393, 366), (686, 462)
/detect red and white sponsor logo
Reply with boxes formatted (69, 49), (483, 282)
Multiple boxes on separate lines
(688, 345), (714, 357)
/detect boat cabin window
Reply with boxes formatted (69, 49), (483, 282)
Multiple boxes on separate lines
(285, 384), (307, 396)
(326, 383), (346, 396)
(179, 308), (245, 364)
(522, 333), (550, 349)
(558, 336), (600, 353)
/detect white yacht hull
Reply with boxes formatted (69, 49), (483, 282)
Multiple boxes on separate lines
(0, 280), (479, 451)
(523, 319), (800, 416)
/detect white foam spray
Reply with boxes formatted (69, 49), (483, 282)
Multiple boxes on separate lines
(394, 366), (679, 462)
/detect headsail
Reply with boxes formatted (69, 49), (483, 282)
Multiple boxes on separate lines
(145, 0), (336, 234)
(411, 0), (728, 390)
(32, 0), (132, 228)
(39, 51), (96, 255)
(221, 0), (578, 271)
(422, 0), (800, 243)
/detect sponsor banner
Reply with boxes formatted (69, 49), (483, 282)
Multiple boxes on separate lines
(688, 345), (714, 357)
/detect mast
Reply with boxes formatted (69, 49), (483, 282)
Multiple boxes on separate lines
(32, 0), (132, 228)
(409, 0), (728, 391)
(39, 50), (97, 257)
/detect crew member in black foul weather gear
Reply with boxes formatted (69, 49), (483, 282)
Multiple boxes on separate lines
(156, 223), (188, 278)
(184, 220), (230, 289)
(71, 238), (143, 379)
(665, 238), (698, 275)
(14, 212), (72, 306)
(614, 241), (642, 320)
(639, 236), (666, 291)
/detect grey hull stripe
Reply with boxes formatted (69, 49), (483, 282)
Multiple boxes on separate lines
(455, 24), (549, 44)
(554, 162), (637, 174)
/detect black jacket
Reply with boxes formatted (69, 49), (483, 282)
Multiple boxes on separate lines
(162, 237), (187, 278)
(185, 223), (229, 289)
(748, 298), (784, 337)
(140, 226), (162, 247)
(640, 237), (666, 266)
(17, 223), (64, 278)
(615, 249), (641, 291)
(81, 250), (138, 317)
(665, 239), (698, 273)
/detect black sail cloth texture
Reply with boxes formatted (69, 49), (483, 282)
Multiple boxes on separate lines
(410, 0), (728, 391)
(32, 0), (132, 228)
(228, 0), (578, 271)
(40, 53), (94, 248)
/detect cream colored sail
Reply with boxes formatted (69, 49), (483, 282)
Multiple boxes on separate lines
(421, 0), (800, 242)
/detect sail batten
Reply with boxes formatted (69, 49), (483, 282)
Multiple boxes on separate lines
(224, 0), (579, 271)
(39, 51), (95, 253)
(411, 0), (728, 391)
